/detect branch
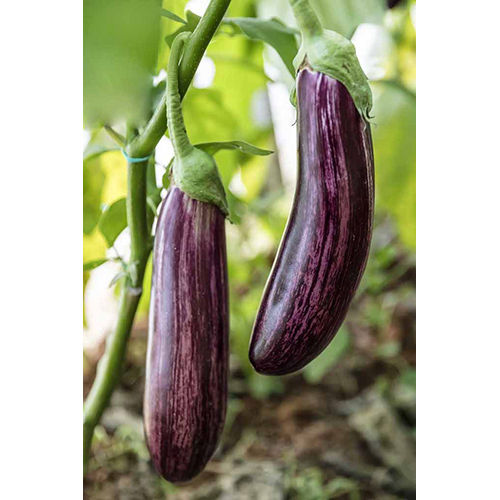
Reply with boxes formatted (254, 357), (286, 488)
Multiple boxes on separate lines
(83, 159), (151, 470)
(104, 125), (126, 147)
(128, 0), (231, 157)
(83, 0), (232, 470)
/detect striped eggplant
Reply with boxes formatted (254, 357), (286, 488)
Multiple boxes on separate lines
(249, 67), (374, 375)
(144, 32), (229, 483)
(144, 186), (229, 482)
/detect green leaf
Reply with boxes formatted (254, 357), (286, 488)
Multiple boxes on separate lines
(83, 258), (109, 272)
(162, 162), (172, 190)
(224, 17), (298, 76)
(83, 143), (119, 162)
(109, 270), (127, 288)
(146, 158), (162, 213)
(83, 157), (106, 235)
(196, 140), (273, 156)
(302, 327), (350, 383)
(399, 367), (416, 390)
(98, 198), (127, 247)
(160, 8), (186, 24)
(165, 10), (201, 47)
(326, 477), (360, 499)
(84, 0), (160, 128)
(310, 0), (386, 39)
(371, 81), (416, 249)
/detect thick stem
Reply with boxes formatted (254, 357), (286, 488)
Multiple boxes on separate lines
(167, 33), (193, 159)
(83, 0), (232, 470)
(126, 159), (151, 286)
(83, 160), (150, 469)
(83, 281), (145, 469)
(289, 0), (323, 38)
(128, 0), (231, 157)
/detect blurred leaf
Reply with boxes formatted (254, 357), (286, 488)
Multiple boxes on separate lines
(399, 367), (416, 389)
(372, 81), (416, 249)
(146, 158), (162, 214)
(151, 80), (166, 112)
(289, 467), (329, 499)
(326, 477), (360, 499)
(83, 143), (119, 162)
(162, 167), (172, 191)
(84, 0), (160, 128)
(160, 8), (186, 24)
(109, 271), (127, 288)
(240, 155), (270, 201)
(83, 229), (107, 264)
(165, 10), (201, 47)
(197, 140), (273, 156)
(303, 327), (350, 383)
(83, 258), (109, 272)
(224, 17), (298, 76)
(248, 373), (284, 399)
(376, 340), (401, 359)
(98, 198), (127, 247)
(311, 0), (386, 38)
(137, 256), (153, 318)
(83, 157), (106, 234)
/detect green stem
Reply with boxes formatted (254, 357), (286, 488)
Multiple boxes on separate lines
(289, 0), (323, 38)
(126, 159), (151, 286)
(127, 0), (231, 157)
(167, 33), (194, 159)
(83, 279), (145, 468)
(83, 0), (232, 470)
(104, 125), (126, 147)
(83, 159), (150, 470)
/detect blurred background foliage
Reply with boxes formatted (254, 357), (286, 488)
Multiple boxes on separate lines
(84, 0), (415, 498)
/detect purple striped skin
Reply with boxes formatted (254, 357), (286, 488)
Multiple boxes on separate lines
(249, 68), (374, 376)
(144, 186), (229, 483)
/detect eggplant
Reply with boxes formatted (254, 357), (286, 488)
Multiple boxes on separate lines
(144, 187), (229, 482)
(249, 67), (374, 375)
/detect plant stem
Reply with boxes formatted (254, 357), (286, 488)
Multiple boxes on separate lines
(104, 125), (126, 147)
(167, 32), (194, 159)
(128, 0), (231, 158)
(83, 159), (150, 470)
(83, 0), (232, 470)
(289, 0), (323, 38)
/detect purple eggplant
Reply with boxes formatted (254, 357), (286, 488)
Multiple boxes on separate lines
(144, 186), (229, 482)
(249, 68), (374, 376)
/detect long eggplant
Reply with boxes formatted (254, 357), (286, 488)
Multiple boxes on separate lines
(249, 67), (374, 375)
(143, 32), (229, 483)
(144, 186), (228, 482)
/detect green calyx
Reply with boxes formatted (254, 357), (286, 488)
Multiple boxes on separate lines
(166, 32), (229, 216)
(172, 148), (229, 216)
(293, 30), (372, 120)
(289, 0), (372, 120)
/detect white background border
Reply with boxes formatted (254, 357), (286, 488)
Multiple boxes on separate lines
(1, 0), (500, 497)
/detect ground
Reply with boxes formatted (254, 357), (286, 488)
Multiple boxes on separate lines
(84, 221), (416, 500)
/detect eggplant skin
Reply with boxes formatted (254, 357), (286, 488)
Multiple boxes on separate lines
(249, 68), (374, 376)
(144, 187), (229, 482)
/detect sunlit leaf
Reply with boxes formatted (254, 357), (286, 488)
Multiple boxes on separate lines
(311, 0), (386, 38)
(224, 17), (298, 76)
(83, 157), (106, 234)
(302, 327), (350, 383)
(98, 198), (127, 247)
(160, 8), (186, 24)
(372, 81), (416, 248)
(165, 10), (201, 47)
(196, 140), (273, 156)
(83, 258), (109, 272)
(83, 144), (119, 162)
(84, 0), (160, 128)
